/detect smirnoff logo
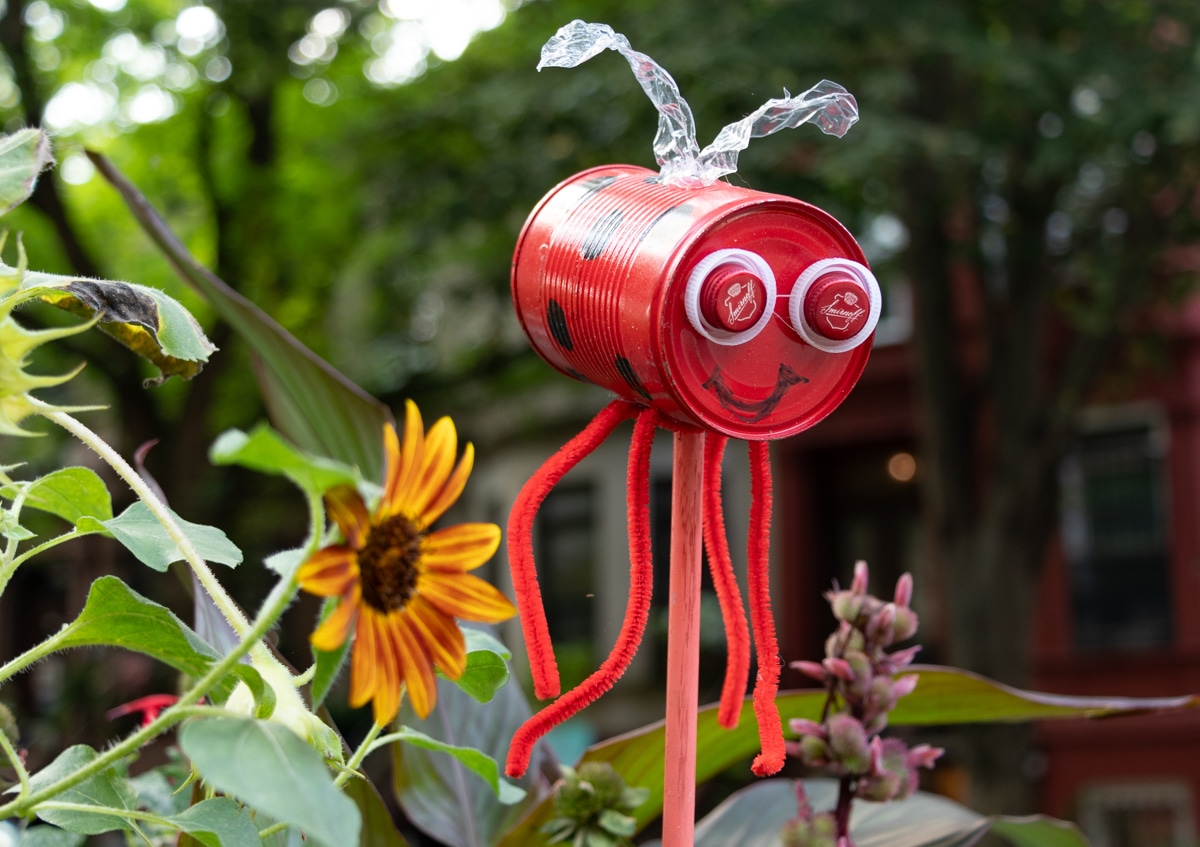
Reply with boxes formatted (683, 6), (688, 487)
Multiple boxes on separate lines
(723, 282), (758, 325)
(819, 291), (865, 332)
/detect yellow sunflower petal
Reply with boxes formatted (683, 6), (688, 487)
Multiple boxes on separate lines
(419, 571), (517, 623)
(401, 416), (456, 521)
(381, 402), (424, 519)
(297, 546), (358, 596)
(406, 595), (468, 679)
(371, 615), (403, 725)
(324, 486), (371, 549)
(310, 585), (361, 652)
(349, 611), (381, 709)
(421, 522), (501, 572)
(392, 612), (438, 719)
(420, 442), (474, 526)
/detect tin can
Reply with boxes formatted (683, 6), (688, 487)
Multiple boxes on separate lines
(511, 164), (880, 440)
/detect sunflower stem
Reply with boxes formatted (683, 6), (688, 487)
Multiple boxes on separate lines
(33, 403), (266, 659)
(334, 721), (384, 788)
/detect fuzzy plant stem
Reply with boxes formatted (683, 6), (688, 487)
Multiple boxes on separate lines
(34, 403), (269, 663)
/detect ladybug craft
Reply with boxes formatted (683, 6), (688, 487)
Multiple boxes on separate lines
(505, 21), (878, 779)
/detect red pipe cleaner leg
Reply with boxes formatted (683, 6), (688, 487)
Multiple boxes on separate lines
(506, 406), (657, 778)
(507, 398), (640, 701)
(702, 434), (751, 730)
(747, 439), (785, 776)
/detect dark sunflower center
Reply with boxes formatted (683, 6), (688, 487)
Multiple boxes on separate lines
(358, 514), (422, 612)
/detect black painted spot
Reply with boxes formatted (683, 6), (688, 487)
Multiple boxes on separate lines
(547, 299), (573, 351)
(615, 356), (651, 400)
(580, 209), (624, 260)
(576, 175), (618, 204)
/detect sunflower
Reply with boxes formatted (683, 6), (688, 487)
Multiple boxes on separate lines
(297, 400), (516, 724)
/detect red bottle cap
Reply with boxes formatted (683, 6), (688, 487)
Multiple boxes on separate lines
(803, 274), (870, 341)
(699, 264), (767, 333)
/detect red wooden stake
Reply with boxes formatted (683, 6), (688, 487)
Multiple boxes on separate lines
(662, 429), (705, 846)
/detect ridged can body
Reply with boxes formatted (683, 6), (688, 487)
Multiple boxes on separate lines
(511, 164), (874, 440)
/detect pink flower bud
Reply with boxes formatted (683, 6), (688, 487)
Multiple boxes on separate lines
(797, 735), (833, 768)
(892, 607), (919, 642)
(823, 657), (855, 682)
(827, 714), (871, 774)
(892, 673), (919, 699)
(884, 645), (922, 671)
(894, 572), (913, 608)
(789, 718), (827, 739)
(792, 660), (830, 683)
(837, 836), (855, 847)
(908, 744), (944, 770)
(851, 560), (870, 594)
(867, 603), (896, 645)
(829, 590), (866, 623)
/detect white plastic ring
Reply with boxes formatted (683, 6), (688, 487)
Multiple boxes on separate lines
(684, 248), (777, 346)
(788, 258), (882, 354)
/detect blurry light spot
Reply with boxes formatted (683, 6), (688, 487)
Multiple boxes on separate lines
(1102, 207), (1129, 235)
(982, 194), (1009, 224)
(60, 153), (95, 185)
(104, 32), (140, 64)
(1132, 130), (1157, 160)
(127, 84), (175, 124)
(1071, 86), (1101, 117)
(1038, 112), (1063, 138)
(311, 7), (350, 39)
(204, 56), (231, 82)
(302, 77), (338, 105)
(87, 0), (126, 10)
(176, 6), (221, 42)
(43, 81), (117, 131)
(1045, 211), (1072, 255)
(887, 452), (917, 483)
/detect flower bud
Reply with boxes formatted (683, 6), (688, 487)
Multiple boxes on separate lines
(892, 607), (919, 642)
(892, 673), (919, 700)
(867, 603), (896, 645)
(893, 572), (913, 608)
(823, 657), (855, 682)
(882, 645), (922, 673)
(828, 590), (866, 623)
(789, 718), (827, 739)
(827, 713), (871, 774)
(792, 660), (829, 683)
(850, 560), (869, 594)
(796, 734), (833, 768)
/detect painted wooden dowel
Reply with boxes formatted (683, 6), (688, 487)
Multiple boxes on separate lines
(662, 429), (705, 846)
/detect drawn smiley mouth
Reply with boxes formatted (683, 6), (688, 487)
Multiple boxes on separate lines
(701, 363), (808, 423)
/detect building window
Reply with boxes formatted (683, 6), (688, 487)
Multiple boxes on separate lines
(1078, 782), (1197, 847)
(1060, 416), (1172, 651)
(534, 482), (596, 687)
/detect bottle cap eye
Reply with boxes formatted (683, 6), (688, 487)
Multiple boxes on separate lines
(684, 248), (777, 346)
(789, 258), (881, 353)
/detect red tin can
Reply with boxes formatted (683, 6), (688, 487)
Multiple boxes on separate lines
(511, 164), (881, 440)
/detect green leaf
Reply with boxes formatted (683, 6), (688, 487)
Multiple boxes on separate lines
(14, 467), (113, 524)
(103, 502), (242, 572)
(394, 673), (549, 847)
(91, 152), (391, 477)
(179, 716), (360, 847)
(450, 628), (512, 703)
(27, 745), (138, 835)
(342, 774), (412, 847)
(17, 825), (86, 847)
(503, 664), (1197, 842)
(0, 128), (53, 215)
(166, 798), (263, 847)
(888, 665), (1200, 724)
(209, 424), (360, 497)
(48, 575), (261, 704)
(388, 726), (525, 805)
(597, 808), (636, 837)
(15, 268), (214, 383)
(677, 780), (1088, 847)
